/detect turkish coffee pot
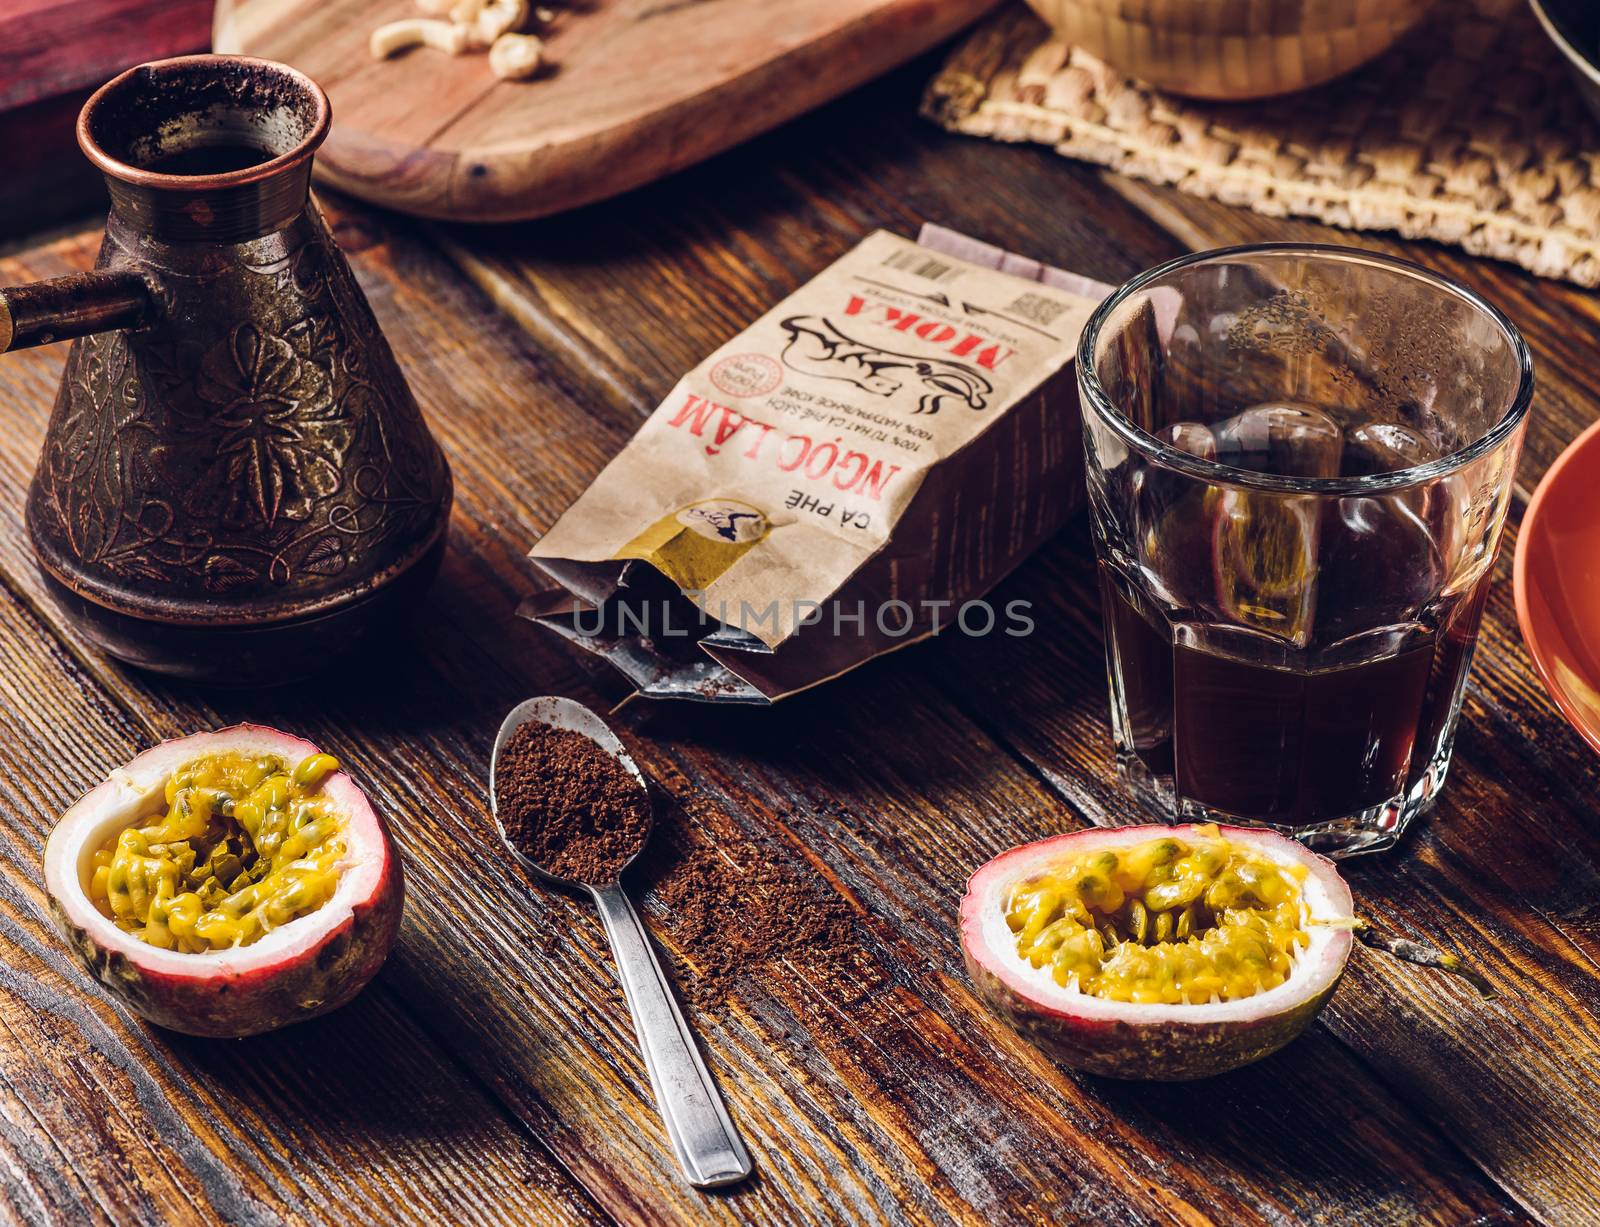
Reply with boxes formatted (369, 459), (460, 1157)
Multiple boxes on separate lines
(0, 56), (452, 684)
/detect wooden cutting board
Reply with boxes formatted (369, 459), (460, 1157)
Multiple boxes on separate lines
(213, 0), (999, 221)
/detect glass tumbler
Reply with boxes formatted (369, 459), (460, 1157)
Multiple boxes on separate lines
(1077, 246), (1533, 856)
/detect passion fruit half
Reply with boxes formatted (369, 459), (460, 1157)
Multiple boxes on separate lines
(961, 823), (1353, 1080)
(44, 725), (403, 1037)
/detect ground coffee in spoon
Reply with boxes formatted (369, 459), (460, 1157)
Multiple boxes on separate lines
(496, 724), (650, 885)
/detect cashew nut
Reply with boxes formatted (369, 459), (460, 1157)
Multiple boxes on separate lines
(369, 18), (469, 59)
(488, 32), (543, 79)
(473, 0), (528, 44)
(414, 0), (454, 13)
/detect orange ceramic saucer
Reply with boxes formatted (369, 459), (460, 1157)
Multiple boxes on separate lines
(1515, 419), (1600, 756)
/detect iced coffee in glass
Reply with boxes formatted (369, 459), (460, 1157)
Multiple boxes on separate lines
(1078, 246), (1533, 855)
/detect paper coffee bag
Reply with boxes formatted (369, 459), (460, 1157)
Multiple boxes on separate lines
(521, 226), (1111, 702)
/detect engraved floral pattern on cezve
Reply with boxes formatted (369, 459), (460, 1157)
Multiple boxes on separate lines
(33, 234), (444, 597)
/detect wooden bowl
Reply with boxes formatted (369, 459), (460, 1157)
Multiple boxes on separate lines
(1515, 420), (1600, 758)
(1024, 0), (1438, 100)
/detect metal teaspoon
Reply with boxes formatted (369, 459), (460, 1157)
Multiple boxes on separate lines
(490, 696), (752, 1189)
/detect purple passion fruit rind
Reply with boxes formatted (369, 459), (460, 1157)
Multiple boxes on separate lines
(44, 725), (403, 1037)
(960, 824), (1354, 1080)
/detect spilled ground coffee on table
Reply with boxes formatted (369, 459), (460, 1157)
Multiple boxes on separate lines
(637, 805), (860, 1013)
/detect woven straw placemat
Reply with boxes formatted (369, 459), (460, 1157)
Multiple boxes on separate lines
(923, 1), (1600, 286)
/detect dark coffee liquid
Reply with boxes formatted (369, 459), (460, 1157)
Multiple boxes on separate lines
(141, 143), (274, 176)
(1102, 566), (1488, 826)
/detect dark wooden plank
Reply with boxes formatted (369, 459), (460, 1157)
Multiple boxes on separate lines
(402, 72), (1537, 1222)
(0, 560), (605, 1226)
(0, 191), (1520, 1226)
(919, 516), (1600, 1226)
(889, 160), (1600, 1227)
(427, 73), (1175, 421)
(0, 93), (107, 243)
(425, 66), (1600, 1223)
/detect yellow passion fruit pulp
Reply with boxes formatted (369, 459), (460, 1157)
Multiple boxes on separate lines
(967, 822), (1492, 1079)
(90, 751), (346, 952)
(45, 725), (403, 1037)
(961, 822), (1356, 1079)
(1007, 825), (1310, 1005)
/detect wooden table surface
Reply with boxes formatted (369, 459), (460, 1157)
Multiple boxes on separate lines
(0, 52), (1597, 1227)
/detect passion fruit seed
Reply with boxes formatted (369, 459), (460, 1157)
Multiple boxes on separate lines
(1005, 824), (1313, 1005)
(1315, 917), (1497, 999)
(963, 823), (1359, 1080)
(293, 753), (340, 789)
(89, 751), (347, 953)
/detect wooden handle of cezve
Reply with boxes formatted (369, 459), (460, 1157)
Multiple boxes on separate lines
(0, 272), (152, 354)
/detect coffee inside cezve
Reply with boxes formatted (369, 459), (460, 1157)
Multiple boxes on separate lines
(141, 142), (275, 176)
(496, 723), (651, 885)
